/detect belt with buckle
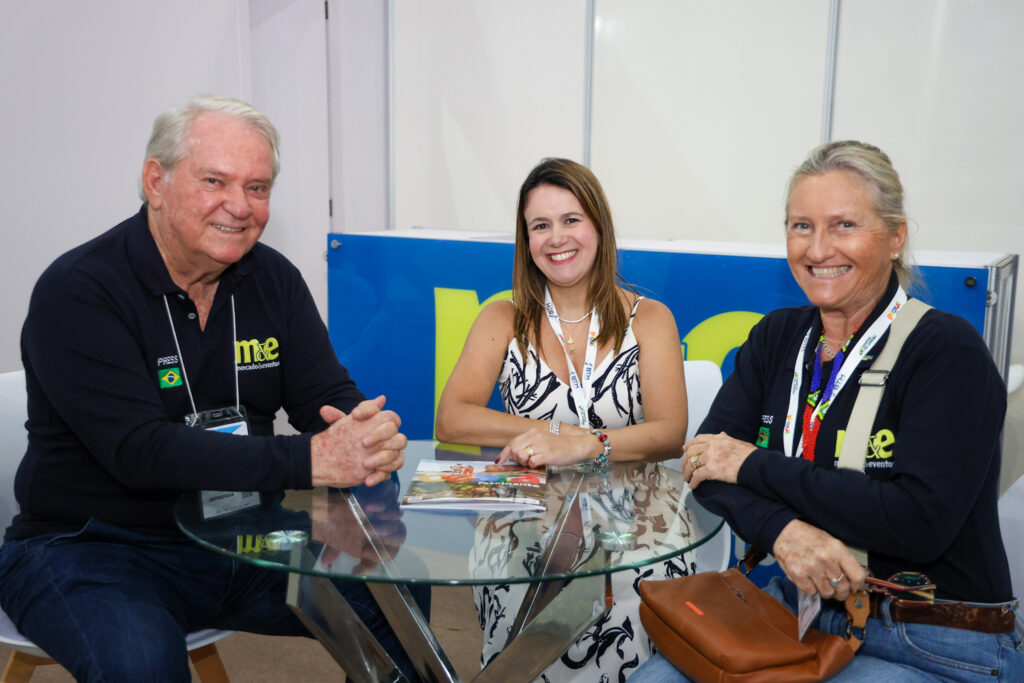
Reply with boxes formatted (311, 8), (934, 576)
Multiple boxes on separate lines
(869, 593), (1017, 634)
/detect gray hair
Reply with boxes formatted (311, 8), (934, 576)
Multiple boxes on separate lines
(138, 95), (281, 201)
(786, 140), (918, 290)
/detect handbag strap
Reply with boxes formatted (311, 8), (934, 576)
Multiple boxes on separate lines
(837, 298), (931, 566)
(844, 593), (870, 652)
(837, 297), (932, 473)
(739, 546), (767, 573)
(835, 298), (930, 652)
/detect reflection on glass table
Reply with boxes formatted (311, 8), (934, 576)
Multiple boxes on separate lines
(175, 440), (724, 682)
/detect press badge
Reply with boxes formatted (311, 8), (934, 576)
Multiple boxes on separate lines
(190, 406), (262, 520)
(797, 590), (821, 641)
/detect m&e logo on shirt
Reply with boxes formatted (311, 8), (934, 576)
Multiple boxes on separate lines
(159, 367), (183, 388)
(235, 337), (280, 364)
(235, 336), (281, 371)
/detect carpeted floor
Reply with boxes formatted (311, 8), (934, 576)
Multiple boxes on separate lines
(0, 585), (482, 682)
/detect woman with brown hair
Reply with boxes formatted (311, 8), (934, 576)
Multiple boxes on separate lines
(436, 157), (689, 679)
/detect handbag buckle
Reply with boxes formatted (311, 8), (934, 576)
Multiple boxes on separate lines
(859, 370), (889, 387)
(844, 591), (870, 652)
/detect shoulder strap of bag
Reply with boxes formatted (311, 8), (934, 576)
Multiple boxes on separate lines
(838, 297), (932, 566)
(836, 298), (930, 652)
(739, 546), (767, 573)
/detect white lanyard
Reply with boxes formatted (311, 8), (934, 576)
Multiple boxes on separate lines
(162, 293), (240, 419)
(544, 286), (599, 428)
(782, 286), (908, 458)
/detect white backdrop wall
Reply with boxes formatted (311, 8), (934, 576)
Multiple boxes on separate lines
(249, 0), (332, 312)
(591, 0), (830, 241)
(391, 0), (588, 232)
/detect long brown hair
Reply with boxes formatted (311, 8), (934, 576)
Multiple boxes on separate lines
(512, 158), (636, 357)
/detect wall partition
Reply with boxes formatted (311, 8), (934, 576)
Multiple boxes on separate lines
(390, 0), (589, 233)
(589, 0), (831, 241)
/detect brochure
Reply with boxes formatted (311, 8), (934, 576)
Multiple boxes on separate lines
(400, 460), (546, 510)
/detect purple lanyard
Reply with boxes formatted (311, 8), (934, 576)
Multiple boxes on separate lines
(807, 332), (847, 417)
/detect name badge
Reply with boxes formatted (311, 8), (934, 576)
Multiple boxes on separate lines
(189, 406), (262, 520)
(797, 590), (821, 641)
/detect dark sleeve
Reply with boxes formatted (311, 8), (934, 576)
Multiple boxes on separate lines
(24, 277), (313, 492)
(276, 264), (365, 434)
(736, 316), (1005, 562)
(692, 316), (800, 552)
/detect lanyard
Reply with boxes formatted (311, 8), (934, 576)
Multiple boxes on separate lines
(162, 293), (240, 419)
(544, 286), (599, 428)
(782, 286), (907, 459)
(800, 334), (849, 461)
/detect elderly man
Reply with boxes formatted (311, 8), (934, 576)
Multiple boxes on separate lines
(0, 96), (425, 681)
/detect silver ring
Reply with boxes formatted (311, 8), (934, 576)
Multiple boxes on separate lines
(829, 574), (844, 587)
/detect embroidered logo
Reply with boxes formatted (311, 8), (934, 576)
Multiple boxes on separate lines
(235, 337), (281, 371)
(158, 368), (182, 388)
(834, 428), (896, 468)
(756, 427), (770, 448)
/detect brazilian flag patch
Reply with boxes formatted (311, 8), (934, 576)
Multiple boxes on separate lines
(756, 426), (770, 448)
(159, 367), (183, 388)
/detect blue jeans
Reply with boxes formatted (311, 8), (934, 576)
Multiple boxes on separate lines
(0, 518), (430, 682)
(632, 576), (1024, 682)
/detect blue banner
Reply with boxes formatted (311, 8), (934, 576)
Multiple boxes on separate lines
(328, 234), (989, 441)
(327, 233), (991, 581)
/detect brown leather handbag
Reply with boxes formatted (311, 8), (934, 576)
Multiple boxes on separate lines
(638, 553), (868, 683)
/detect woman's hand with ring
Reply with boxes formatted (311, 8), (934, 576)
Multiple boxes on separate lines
(499, 426), (601, 467)
(682, 432), (756, 487)
(772, 520), (866, 600)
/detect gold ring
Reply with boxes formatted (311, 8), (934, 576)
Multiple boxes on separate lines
(689, 454), (701, 470)
(526, 446), (535, 457)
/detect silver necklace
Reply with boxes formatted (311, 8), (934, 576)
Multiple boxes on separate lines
(821, 336), (836, 359)
(557, 311), (591, 324)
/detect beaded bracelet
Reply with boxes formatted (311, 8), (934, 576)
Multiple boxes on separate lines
(549, 420), (561, 435)
(588, 429), (610, 467)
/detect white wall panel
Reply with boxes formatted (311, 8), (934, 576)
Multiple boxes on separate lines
(833, 1), (1024, 244)
(591, 0), (830, 241)
(328, 0), (390, 233)
(250, 0), (332, 317)
(392, 0), (588, 232)
(0, 0), (250, 372)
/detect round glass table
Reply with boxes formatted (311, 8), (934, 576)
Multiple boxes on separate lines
(176, 440), (724, 682)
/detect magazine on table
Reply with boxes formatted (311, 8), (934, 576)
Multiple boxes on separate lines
(400, 460), (547, 510)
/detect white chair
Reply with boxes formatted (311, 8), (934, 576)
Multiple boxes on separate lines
(675, 361), (731, 573)
(682, 360), (724, 443)
(0, 370), (232, 683)
(998, 474), (1024, 600)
